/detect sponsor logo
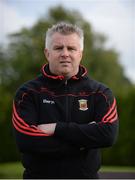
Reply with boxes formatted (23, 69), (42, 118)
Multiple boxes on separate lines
(43, 99), (55, 104)
(78, 99), (88, 111)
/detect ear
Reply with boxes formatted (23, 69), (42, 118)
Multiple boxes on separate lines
(79, 50), (83, 60)
(44, 48), (50, 60)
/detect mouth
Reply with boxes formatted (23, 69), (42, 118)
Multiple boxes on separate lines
(60, 61), (71, 64)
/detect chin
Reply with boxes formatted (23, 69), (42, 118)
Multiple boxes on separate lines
(61, 70), (71, 77)
(62, 72), (70, 76)
(61, 67), (70, 73)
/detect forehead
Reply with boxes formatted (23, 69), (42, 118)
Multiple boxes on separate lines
(51, 32), (80, 46)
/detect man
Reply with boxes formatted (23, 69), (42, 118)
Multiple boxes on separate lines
(12, 22), (118, 179)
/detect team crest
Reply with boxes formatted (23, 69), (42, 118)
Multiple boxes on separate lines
(78, 99), (88, 111)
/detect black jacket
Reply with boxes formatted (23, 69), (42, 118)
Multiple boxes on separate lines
(12, 64), (118, 179)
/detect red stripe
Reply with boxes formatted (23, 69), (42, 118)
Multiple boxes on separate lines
(12, 102), (52, 136)
(102, 98), (116, 121)
(109, 113), (118, 123)
(105, 108), (117, 121)
(102, 98), (118, 123)
(13, 114), (47, 134)
(13, 102), (29, 127)
(12, 118), (49, 136)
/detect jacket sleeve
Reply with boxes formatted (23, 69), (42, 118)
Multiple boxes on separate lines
(54, 88), (119, 149)
(12, 86), (77, 154)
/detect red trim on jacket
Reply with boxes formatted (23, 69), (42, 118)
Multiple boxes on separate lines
(42, 64), (64, 80)
(41, 64), (87, 80)
(12, 102), (52, 136)
(102, 98), (118, 123)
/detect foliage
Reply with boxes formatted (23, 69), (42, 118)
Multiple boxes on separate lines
(102, 88), (135, 166)
(0, 5), (135, 165)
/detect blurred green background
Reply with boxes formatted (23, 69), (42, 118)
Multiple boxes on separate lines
(0, 5), (135, 178)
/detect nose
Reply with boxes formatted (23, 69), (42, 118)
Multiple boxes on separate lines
(61, 47), (69, 58)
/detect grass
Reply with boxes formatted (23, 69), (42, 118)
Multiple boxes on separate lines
(0, 162), (135, 179)
(100, 166), (135, 172)
(0, 162), (24, 179)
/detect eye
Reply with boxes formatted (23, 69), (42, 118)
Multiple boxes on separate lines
(54, 46), (63, 50)
(56, 47), (62, 50)
(68, 47), (76, 51)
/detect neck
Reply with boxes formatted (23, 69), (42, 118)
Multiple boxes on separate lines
(61, 69), (79, 80)
(48, 65), (79, 79)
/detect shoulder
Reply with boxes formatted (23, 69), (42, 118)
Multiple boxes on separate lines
(84, 76), (114, 102)
(15, 75), (44, 98)
(84, 76), (110, 91)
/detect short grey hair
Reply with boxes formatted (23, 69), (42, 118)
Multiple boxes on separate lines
(45, 22), (84, 50)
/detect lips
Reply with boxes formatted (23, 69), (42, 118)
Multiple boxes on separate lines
(60, 61), (71, 64)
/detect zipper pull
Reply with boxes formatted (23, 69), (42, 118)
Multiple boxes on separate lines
(65, 80), (68, 85)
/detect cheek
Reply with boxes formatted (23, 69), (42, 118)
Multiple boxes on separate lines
(48, 53), (57, 62)
(74, 54), (82, 63)
(52, 53), (60, 59)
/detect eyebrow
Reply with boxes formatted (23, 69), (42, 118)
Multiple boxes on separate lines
(53, 45), (77, 49)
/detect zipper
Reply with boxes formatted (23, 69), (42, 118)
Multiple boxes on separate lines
(65, 80), (69, 122)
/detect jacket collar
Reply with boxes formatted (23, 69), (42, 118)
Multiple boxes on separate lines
(41, 64), (87, 81)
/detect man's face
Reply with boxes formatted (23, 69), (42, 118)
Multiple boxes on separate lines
(45, 32), (83, 78)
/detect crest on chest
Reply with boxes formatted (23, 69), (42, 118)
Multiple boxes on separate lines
(78, 99), (88, 111)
